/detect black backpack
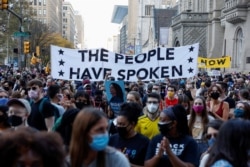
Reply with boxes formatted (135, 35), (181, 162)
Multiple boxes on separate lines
(30, 98), (60, 122)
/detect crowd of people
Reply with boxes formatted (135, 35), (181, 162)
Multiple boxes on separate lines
(0, 68), (250, 167)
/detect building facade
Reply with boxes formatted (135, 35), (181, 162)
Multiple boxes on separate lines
(172, 0), (250, 72)
(29, 0), (63, 34)
(112, 0), (177, 54)
(62, 2), (76, 47)
(74, 13), (84, 49)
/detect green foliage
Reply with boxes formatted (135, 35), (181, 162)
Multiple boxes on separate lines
(0, 1), (74, 67)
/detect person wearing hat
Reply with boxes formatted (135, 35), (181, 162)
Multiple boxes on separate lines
(77, 78), (91, 92)
(7, 98), (31, 129)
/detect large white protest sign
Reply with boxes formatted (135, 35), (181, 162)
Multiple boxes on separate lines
(51, 43), (199, 81)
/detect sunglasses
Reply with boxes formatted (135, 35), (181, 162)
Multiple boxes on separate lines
(27, 87), (37, 91)
(206, 133), (217, 140)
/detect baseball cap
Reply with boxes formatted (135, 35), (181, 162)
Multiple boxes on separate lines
(7, 98), (31, 114)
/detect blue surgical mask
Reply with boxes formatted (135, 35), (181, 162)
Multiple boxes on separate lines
(234, 108), (244, 118)
(208, 137), (216, 147)
(89, 132), (109, 151)
(0, 98), (8, 106)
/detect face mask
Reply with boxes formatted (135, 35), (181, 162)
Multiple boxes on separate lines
(0, 98), (9, 106)
(28, 90), (39, 99)
(167, 92), (175, 98)
(210, 92), (220, 99)
(89, 132), (109, 151)
(234, 108), (244, 118)
(75, 102), (88, 109)
(158, 121), (173, 136)
(147, 103), (158, 113)
(192, 105), (204, 113)
(208, 137), (216, 147)
(3, 87), (9, 91)
(125, 88), (130, 92)
(116, 126), (129, 138)
(152, 90), (159, 94)
(8, 115), (23, 127)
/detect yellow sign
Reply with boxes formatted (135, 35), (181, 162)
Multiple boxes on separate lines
(198, 56), (231, 68)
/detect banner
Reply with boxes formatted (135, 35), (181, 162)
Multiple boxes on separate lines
(50, 43), (199, 81)
(198, 56), (231, 68)
(207, 70), (221, 76)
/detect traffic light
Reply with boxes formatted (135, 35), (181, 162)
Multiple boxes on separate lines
(45, 62), (51, 74)
(36, 46), (40, 56)
(0, 0), (8, 10)
(23, 41), (30, 54)
(13, 48), (18, 54)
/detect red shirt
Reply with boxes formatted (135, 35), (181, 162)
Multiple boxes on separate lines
(165, 97), (178, 107)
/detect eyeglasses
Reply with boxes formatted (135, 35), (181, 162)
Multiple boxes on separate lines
(27, 87), (37, 91)
(76, 100), (87, 103)
(116, 123), (129, 128)
(206, 133), (217, 140)
(147, 101), (158, 104)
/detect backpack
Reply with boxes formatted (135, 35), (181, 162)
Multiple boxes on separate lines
(30, 98), (60, 123)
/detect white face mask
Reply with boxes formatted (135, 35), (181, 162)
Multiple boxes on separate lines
(186, 84), (192, 89)
(147, 103), (159, 113)
(152, 89), (159, 94)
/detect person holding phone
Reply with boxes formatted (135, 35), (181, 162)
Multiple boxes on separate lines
(145, 104), (199, 167)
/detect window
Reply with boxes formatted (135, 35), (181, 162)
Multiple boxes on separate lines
(38, 0), (42, 5)
(39, 9), (42, 15)
(233, 28), (243, 68)
(43, 0), (46, 5)
(33, 9), (37, 16)
(145, 5), (154, 16)
(43, 9), (46, 15)
(34, 0), (37, 5)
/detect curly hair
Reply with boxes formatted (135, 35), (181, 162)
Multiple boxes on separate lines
(0, 127), (65, 167)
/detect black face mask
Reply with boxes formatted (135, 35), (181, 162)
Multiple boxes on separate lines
(8, 115), (23, 127)
(210, 92), (220, 99)
(116, 126), (129, 138)
(3, 87), (9, 91)
(75, 102), (88, 109)
(158, 122), (173, 136)
(125, 88), (130, 92)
